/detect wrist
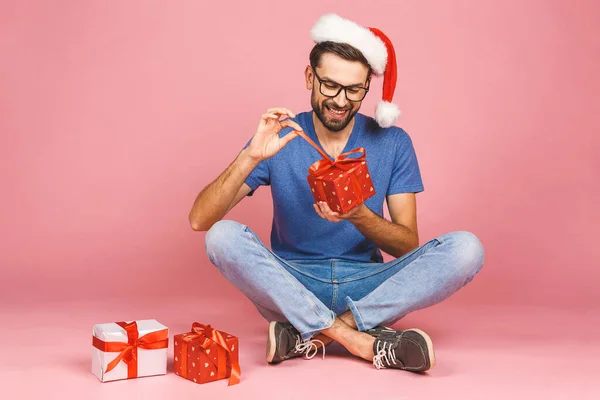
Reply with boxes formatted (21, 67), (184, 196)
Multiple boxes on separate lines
(238, 148), (262, 172)
(348, 203), (370, 223)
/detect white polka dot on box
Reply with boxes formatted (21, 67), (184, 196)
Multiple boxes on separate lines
(173, 322), (241, 386)
(297, 129), (376, 214)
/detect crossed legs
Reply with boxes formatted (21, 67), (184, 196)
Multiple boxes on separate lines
(205, 220), (484, 363)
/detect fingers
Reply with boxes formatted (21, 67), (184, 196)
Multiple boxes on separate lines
(279, 118), (303, 132)
(260, 112), (279, 121)
(280, 130), (299, 147)
(259, 108), (298, 130)
(266, 108), (296, 118)
(313, 203), (324, 217)
(270, 115), (303, 148)
(319, 201), (341, 219)
(313, 203), (331, 221)
(314, 202), (341, 222)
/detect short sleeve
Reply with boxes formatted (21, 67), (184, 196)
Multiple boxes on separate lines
(241, 139), (270, 196)
(387, 130), (424, 195)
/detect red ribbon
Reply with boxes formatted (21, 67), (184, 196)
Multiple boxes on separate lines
(295, 128), (367, 175)
(92, 321), (169, 379)
(308, 147), (366, 177)
(296, 128), (368, 210)
(178, 323), (241, 386)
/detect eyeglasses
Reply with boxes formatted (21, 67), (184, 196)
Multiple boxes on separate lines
(312, 68), (369, 102)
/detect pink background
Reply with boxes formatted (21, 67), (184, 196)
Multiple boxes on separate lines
(1, 1), (599, 399)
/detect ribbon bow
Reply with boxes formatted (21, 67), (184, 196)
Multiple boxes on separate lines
(296, 128), (366, 175)
(179, 323), (241, 386)
(296, 129), (368, 207)
(308, 147), (366, 177)
(92, 321), (169, 379)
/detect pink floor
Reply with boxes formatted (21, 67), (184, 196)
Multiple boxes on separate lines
(1, 295), (598, 400)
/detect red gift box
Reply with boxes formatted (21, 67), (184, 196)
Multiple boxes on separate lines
(298, 130), (376, 213)
(174, 323), (240, 386)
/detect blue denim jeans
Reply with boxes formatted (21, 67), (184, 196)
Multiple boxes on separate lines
(205, 220), (485, 341)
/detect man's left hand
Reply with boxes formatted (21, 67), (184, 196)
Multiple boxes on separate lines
(313, 201), (365, 223)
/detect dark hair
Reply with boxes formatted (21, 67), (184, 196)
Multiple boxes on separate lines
(309, 41), (372, 79)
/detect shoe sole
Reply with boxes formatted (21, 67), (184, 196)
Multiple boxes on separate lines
(266, 321), (277, 364)
(404, 328), (436, 370)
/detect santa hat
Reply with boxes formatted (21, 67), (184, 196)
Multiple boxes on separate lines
(310, 14), (400, 128)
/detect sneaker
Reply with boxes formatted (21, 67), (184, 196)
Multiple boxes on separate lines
(266, 321), (325, 364)
(372, 329), (435, 372)
(365, 325), (398, 338)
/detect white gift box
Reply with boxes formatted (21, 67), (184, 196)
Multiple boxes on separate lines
(92, 319), (169, 382)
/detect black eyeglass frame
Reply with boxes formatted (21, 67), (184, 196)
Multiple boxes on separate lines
(312, 68), (370, 102)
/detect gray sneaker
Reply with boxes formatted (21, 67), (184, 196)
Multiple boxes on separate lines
(372, 329), (435, 372)
(365, 325), (398, 338)
(266, 321), (325, 364)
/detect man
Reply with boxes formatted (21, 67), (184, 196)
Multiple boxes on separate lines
(189, 14), (484, 372)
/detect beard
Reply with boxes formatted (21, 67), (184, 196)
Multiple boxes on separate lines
(311, 92), (359, 133)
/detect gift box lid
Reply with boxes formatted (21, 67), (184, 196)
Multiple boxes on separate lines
(93, 319), (168, 342)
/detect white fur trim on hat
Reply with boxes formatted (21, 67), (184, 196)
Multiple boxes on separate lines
(310, 14), (388, 75)
(375, 101), (401, 128)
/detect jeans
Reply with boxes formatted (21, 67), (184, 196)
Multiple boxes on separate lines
(205, 220), (485, 341)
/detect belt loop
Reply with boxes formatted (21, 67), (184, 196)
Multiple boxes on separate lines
(331, 259), (336, 283)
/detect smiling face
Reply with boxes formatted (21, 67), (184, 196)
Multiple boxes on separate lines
(306, 52), (371, 133)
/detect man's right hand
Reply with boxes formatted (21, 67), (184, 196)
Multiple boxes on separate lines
(246, 108), (304, 162)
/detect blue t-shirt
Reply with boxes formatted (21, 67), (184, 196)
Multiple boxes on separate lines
(243, 111), (424, 263)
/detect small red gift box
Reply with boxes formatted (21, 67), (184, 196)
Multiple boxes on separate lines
(174, 323), (240, 386)
(298, 131), (376, 213)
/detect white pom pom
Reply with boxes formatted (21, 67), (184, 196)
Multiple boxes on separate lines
(374, 101), (401, 128)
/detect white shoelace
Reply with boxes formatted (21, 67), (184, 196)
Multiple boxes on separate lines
(294, 336), (326, 360)
(373, 340), (398, 369)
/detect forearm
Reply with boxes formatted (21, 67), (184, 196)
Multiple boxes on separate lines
(189, 148), (259, 231)
(349, 205), (419, 258)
